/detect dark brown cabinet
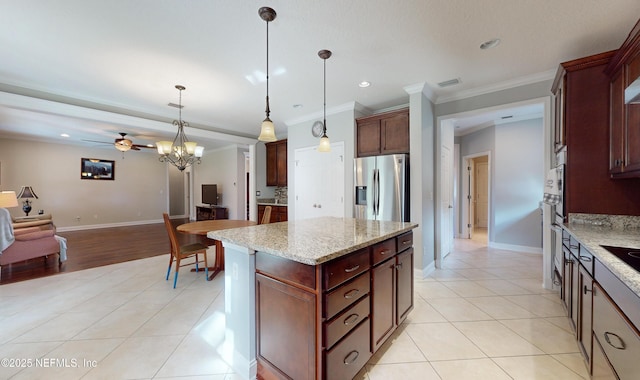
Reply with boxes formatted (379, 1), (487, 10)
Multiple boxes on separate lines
(605, 19), (640, 178)
(257, 205), (287, 223)
(195, 206), (228, 221)
(356, 108), (409, 157)
(371, 232), (414, 353)
(255, 230), (414, 380)
(266, 139), (287, 186)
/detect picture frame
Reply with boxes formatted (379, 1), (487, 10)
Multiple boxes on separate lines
(81, 158), (115, 180)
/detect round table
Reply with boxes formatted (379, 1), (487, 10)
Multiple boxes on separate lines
(177, 219), (257, 280)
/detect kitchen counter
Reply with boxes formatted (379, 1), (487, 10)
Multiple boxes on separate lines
(256, 201), (287, 206)
(207, 216), (417, 265)
(563, 214), (640, 295)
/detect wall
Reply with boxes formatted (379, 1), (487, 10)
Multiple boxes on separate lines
(254, 142), (275, 200)
(0, 138), (166, 229)
(458, 118), (544, 251)
(494, 118), (543, 249)
(196, 145), (248, 220)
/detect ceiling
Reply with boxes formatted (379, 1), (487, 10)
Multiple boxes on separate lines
(1, 1), (639, 151)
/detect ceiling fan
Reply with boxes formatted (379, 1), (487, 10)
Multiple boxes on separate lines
(84, 132), (155, 152)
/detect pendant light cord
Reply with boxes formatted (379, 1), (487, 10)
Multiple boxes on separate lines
(265, 17), (270, 118)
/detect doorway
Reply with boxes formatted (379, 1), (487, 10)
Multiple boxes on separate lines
(461, 152), (490, 243)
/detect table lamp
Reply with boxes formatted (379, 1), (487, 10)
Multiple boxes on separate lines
(17, 186), (38, 216)
(0, 191), (19, 209)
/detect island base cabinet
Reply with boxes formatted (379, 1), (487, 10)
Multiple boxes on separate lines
(256, 273), (316, 380)
(396, 248), (414, 323)
(371, 258), (396, 352)
(324, 319), (371, 380)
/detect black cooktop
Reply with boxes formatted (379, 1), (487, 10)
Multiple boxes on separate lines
(601, 245), (640, 272)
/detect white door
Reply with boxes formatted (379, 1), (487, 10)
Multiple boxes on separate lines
(468, 160), (475, 239)
(294, 142), (344, 220)
(440, 146), (453, 258)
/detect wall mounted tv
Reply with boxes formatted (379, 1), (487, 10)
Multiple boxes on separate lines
(202, 184), (218, 206)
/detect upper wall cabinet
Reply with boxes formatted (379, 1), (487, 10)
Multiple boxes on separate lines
(605, 19), (640, 178)
(356, 108), (409, 157)
(266, 139), (287, 187)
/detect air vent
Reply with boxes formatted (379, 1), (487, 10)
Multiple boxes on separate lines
(501, 115), (513, 119)
(168, 103), (184, 109)
(437, 78), (461, 88)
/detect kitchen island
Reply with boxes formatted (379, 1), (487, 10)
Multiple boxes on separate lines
(207, 217), (418, 380)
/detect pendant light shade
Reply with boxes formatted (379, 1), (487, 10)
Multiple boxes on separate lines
(318, 49), (332, 152)
(258, 7), (278, 142)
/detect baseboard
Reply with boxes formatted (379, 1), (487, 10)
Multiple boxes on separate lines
(488, 241), (542, 254)
(56, 219), (163, 232)
(416, 261), (436, 279)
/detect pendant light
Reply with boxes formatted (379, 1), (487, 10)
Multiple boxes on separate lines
(258, 7), (277, 142)
(318, 49), (332, 152)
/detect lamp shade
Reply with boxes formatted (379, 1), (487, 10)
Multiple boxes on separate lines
(17, 186), (38, 199)
(318, 135), (331, 152)
(0, 191), (18, 208)
(258, 118), (277, 142)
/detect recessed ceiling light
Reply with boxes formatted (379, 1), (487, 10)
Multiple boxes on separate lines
(61, 133), (70, 138)
(480, 38), (501, 50)
(359, 81), (371, 88)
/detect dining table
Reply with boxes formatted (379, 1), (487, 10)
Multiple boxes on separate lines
(176, 219), (257, 280)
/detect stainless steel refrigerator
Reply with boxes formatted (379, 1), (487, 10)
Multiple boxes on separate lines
(354, 154), (410, 222)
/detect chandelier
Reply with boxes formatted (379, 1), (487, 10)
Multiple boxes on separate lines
(156, 85), (204, 171)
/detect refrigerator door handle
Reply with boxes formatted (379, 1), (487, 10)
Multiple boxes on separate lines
(373, 169), (380, 216)
(372, 168), (377, 216)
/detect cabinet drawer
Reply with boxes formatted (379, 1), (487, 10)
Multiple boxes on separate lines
(324, 294), (370, 350)
(562, 229), (571, 248)
(578, 245), (594, 276)
(325, 318), (371, 380)
(593, 283), (640, 380)
(371, 238), (396, 266)
(397, 231), (413, 253)
(324, 248), (370, 290)
(325, 272), (370, 319)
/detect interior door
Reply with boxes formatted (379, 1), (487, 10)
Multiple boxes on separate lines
(294, 147), (320, 220)
(467, 160), (475, 239)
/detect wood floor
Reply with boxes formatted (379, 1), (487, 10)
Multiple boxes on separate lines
(0, 218), (202, 285)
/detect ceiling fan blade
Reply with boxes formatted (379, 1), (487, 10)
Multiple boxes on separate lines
(82, 139), (112, 144)
(132, 144), (155, 149)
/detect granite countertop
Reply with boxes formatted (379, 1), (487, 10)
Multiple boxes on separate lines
(257, 201), (287, 206)
(207, 217), (418, 265)
(563, 215), (640, 296)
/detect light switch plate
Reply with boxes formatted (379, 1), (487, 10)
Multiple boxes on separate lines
(256, 190), (261, 196)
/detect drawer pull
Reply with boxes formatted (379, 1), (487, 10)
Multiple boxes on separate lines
(579, 255), (592, 262)
(553, 280), (561, 286)
(604, 332), (626, 350)
(378, 249), (391, 255)
(343, 313), (360, 325)
(344, 265), (360, 273)
(343, 350), (359, 365)
(583, 285), (592, 294)
(570, 244), (579, 249)
(396, 262), (404, 270)
(344, 289), (360, 299)
(401, 239), (410, 246)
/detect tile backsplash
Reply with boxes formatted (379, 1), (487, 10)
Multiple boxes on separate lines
(275, 186), (287, 204)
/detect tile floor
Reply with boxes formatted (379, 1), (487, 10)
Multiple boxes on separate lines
(0, 237), (588, 379)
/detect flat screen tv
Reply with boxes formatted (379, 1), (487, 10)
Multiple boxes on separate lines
(202, 184), (218, 206)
